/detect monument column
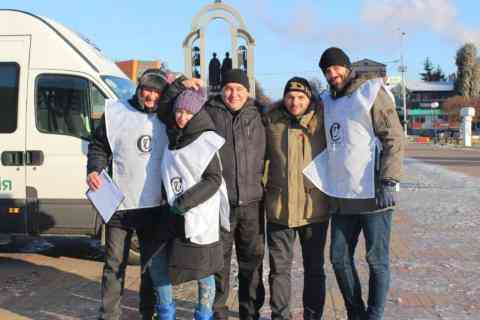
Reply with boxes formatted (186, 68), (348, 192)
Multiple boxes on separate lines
(247, 43), (255, 94)
(230, 27), (238, 69)
(199, 27), (207, 82)
(184, 46), (192, 77)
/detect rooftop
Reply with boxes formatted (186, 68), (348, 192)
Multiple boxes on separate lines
(404, 80), (454, 92)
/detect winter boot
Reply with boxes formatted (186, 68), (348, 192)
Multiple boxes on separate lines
(156, 302), (176, 320)
(194, 309), (214, 320)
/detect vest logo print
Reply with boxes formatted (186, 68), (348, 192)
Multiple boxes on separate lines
(137, 135), (153, 153)
(171, 177), (184, 195)
(329, 122), (343, 144)
(0, 178), (12, 191)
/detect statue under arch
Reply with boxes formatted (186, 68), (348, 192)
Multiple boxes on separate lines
(183, 0), (256, 95)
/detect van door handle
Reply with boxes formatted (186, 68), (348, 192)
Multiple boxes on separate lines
(1, 151), (24, 166)
(25, 150), (44, 166)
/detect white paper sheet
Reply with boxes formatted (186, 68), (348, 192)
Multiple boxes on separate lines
(86, 170), (124, 223)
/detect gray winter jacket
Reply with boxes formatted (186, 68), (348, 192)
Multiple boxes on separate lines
(204, 95), (266, 206)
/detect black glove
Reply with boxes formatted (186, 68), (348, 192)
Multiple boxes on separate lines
(169, 204), (187, 216)
(376, 179), (398, 209)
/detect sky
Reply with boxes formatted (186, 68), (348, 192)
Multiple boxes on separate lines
(3, 0), (480, 99)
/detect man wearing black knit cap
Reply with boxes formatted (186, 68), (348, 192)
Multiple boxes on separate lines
(306, 47), (404, 320)
(87, 69), (201, 320)
(204, 69), (266, 320)
(264, 76), (330, 320)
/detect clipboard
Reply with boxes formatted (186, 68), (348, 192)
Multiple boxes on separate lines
(86, 170), (125, 223)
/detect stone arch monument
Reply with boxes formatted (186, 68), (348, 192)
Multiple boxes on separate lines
(183, 0), (256, 95)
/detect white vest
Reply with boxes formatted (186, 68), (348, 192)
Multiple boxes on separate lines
(105, 99), (167, 210)
(161, 131), (230, 245)
(304, 79), (394, 199)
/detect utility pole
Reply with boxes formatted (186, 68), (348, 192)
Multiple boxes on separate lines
(399, 31), (408, 136)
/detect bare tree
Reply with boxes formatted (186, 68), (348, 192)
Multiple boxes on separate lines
(308, 77), (325, 101)
(255, 80), (273, 113)
(455, 43), (477, 98)
(443, 95), (480, 123)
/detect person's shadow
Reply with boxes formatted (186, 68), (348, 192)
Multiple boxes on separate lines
(0, 238), (228, 319)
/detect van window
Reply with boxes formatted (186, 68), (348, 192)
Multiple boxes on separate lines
(90, 84), (106, 130)
(36, 74), (100, 140)
(0, 63), (19, 133)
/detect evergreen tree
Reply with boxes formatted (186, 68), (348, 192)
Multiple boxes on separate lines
(431, 65), (446, 81)
(420, 57), (434, 81)
(472, 62), (480, 98)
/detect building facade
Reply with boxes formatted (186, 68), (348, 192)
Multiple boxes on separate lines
(396, 80), (456, 132)
(351, 59), (387, 78)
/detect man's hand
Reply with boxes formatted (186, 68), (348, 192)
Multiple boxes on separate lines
(181, 78), (203, 91)
(376, 179), (398, 209)
(87, 172), (102, 191)
(169, 205), (187, 216)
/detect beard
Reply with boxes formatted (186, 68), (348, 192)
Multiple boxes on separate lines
(329, 75), (348, 91)
(328, 70), (353, 94)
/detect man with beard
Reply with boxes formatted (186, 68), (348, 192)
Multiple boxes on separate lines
(307, 47), (404, 320)
(87, 69), (201, 320)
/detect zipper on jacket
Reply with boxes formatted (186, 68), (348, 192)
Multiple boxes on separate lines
(232, 115), (241, 205)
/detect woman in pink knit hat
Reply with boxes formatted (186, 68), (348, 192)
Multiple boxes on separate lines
(150, 89), (229, 320)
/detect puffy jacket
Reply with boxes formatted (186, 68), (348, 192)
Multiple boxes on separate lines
(326, 75), (405, 215)
(204, 95), (266, 206)
(264, 102), (329, 227)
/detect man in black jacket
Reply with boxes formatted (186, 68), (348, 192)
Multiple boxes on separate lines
(205, 69), (266, 320)
(87, 69), (200, 320)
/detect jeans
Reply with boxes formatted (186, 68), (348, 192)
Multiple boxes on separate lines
(330, 211), (393, 320)
(99, 222), (156, 320)
(267, 221), (329, 320)
(149, 248), (216, 313)
(213, 203), (266, 320)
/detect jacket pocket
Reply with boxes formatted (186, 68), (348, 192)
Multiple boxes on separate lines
(265, 185), (283, 222)
(304, 187), (329, 221)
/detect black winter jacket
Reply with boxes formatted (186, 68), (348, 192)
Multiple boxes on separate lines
(204, 95), (266, 206)
(165, 108), (222, 212)
(86, 78), (186, 227)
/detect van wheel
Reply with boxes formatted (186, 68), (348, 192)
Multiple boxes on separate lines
(128, 233), (141, 265)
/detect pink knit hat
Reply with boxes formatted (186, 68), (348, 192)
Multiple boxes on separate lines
(173, 88), (207, 115)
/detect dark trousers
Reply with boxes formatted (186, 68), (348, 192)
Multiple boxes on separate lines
(330, 211), (393, 320)
(99, 219), (156, 320)
(213, 202), (266, 320)
(267, 221), (329, 320)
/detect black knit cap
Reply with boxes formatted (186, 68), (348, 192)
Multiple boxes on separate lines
(283, 77), (312, 99)
(137, 72), (168, 93)
(221, 68), (250, 91)
(319, 47), (351, 73)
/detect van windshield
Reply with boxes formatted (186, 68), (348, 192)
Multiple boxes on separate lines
(102, 76), (135, 100)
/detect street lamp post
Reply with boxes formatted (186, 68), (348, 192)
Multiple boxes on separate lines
(399, 31), (408, 136)
(431, 101), (439, 142)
